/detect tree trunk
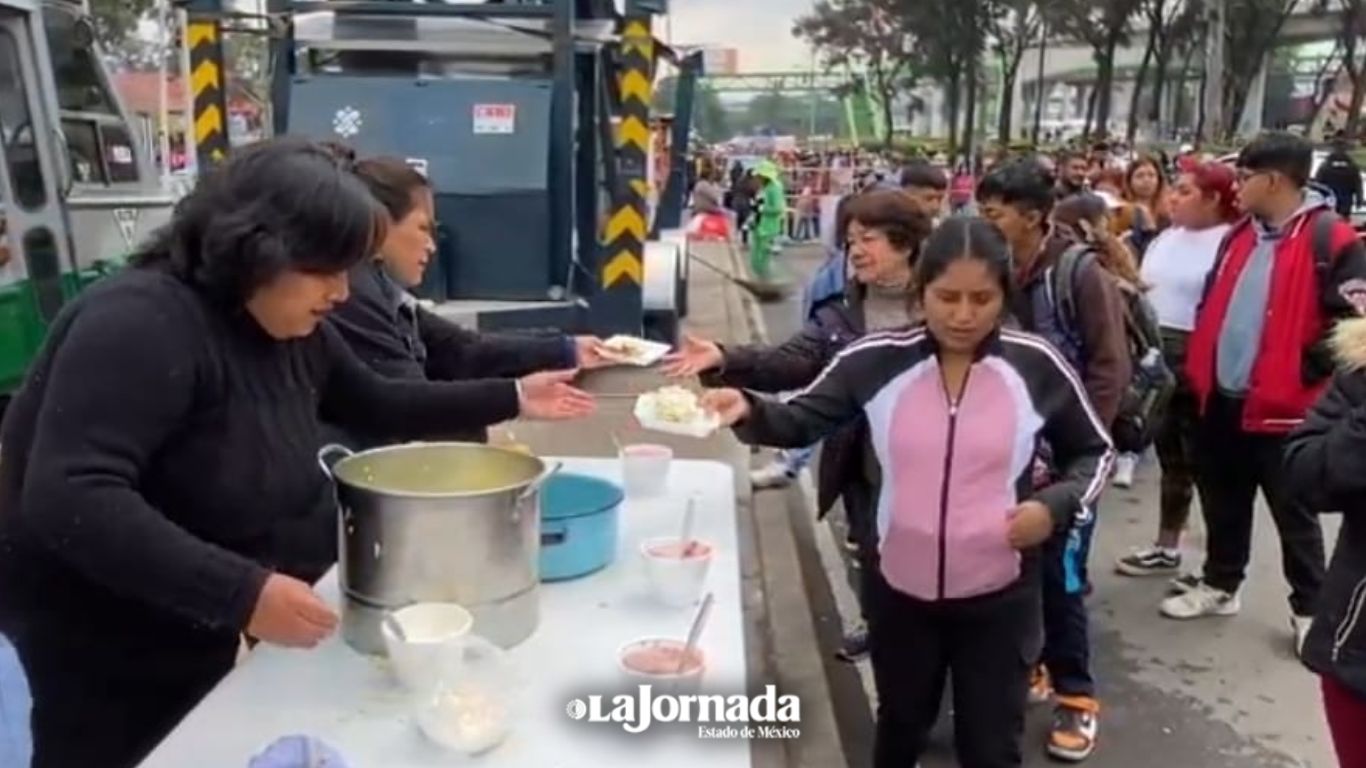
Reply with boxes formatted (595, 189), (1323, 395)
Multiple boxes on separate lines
(945, 69), (962, 158)
(1127, 23), (1158, 144)
(1223, 1), (1297, 140)
(1032, 23), (1048, 145)
(1346, 34), (1365, 138)
(1095, 34), (1122, 140)
(1084, 82), (1099, 139)
(1195, 54), (1208, 144)
(880, 84), (896, 147)
(998, 49), (1023, 144)
(1150, 34), (1173, 131)
(1174, 42), (1196, 138)
(962, 52), (979, 157)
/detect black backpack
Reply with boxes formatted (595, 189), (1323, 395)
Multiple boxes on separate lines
(1050, 244), (1176, 452)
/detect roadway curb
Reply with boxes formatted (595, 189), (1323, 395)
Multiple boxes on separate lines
(726, 243), (850, 768)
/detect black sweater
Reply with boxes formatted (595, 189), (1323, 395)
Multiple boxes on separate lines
(0, 268), (519, 660)
(325, 262), (573, 446)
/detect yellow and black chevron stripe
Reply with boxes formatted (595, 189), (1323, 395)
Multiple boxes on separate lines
(602, 17), (654, 289)
(187, 19), (229, 168)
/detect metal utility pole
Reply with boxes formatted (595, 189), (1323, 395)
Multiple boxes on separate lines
(1200, 0), (1226, 145)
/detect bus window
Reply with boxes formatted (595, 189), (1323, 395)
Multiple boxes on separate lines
(42, 8), (117, 115)
(0, 28), (45, 210)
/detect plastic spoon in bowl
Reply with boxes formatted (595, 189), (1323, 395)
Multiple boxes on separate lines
(677, 591), (715, 675)
(679, 496), (698, 557)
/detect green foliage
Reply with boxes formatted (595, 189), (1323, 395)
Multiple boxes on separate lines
(794, 0), (918, 143)
(89, 0), (156, 58)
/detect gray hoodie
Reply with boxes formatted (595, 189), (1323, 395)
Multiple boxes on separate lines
(1216, 189), (1331, 395)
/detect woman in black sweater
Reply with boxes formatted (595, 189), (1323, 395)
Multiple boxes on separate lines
(324, 148), (610, 446)
(0, 138), (595, 768)
(1284, 315), (1366, 767)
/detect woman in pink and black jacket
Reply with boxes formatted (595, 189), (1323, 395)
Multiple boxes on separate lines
(702, 217), (1114, 768)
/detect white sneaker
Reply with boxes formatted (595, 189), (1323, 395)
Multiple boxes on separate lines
(750, 462), (795, 489)
(1112, 453), (1137, 489)
(1160, 583), (1241, 619)
(1292, 614), (1314, 659)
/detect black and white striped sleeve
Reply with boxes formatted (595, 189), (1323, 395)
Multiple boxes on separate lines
(1026, 340), (1116, 528)
(730, 339), (872, 449)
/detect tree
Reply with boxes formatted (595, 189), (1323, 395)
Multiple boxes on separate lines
(90, 0), (157, 67)
(1048, 0), (1143, 140)
(1221, 0), (1302, 138)
(794, 0), (918, 146)
(1138, 0), (1202, 140)
(906, 0), (981, 157)
(986, 0), (1045, 143)
(1312, 0), (1366, 137)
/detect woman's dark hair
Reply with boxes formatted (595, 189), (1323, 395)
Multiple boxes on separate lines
(323, 142), (431, 221)
(842, 189), (932, 254)
(1054, 193), (1147, 290)
(132, 137), (386, 304)
(914, 216), (1013, 303)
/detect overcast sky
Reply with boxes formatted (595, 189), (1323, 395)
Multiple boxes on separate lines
(668, 0), (812, 72)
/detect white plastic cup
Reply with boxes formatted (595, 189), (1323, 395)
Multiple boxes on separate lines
(381, 603), (474, 692)
(617, 637), (706, 694)
(640, 536), (713, 607)
(620, 444), (673, 497)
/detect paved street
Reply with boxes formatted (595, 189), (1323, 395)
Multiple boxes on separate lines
(757, 241), (1338, 768)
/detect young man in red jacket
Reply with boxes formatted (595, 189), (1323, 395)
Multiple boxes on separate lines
(1165, 132), (1366, 657)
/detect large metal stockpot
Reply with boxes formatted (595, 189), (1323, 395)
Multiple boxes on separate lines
(317, 442), (554, 655)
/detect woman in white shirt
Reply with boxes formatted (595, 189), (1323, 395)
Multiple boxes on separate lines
(1116, 161), (1240, 578)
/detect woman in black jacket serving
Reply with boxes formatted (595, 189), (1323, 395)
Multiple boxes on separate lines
(1284, 314), (1366, 767)
(325, 148), (611, 446)
(0, 138), (595, 768)
(701, 218), (1113, 768)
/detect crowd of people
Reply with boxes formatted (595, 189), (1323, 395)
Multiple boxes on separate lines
(676, 130), (1366, 767)
(4, 128), (1366, 768)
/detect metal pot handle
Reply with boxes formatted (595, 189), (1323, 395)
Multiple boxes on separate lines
(316, 444), (355, 478)
(516, 461), (563, 505)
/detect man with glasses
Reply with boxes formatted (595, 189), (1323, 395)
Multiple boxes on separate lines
(1168, 132), (1366, 657)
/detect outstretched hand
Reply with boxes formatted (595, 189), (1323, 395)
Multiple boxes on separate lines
(699, 388), (750, 427)
(517, 369), (596, 421)
(660, 333), (723, 378)
(573, 336), (614, 370)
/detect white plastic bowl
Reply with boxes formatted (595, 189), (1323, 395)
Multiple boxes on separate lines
(415, 682), (512, 756)
(381, 603), (474, 691)
(617, 637), (706, 694)
(620, 444), (673, 497)
(640, 536), (713, 607)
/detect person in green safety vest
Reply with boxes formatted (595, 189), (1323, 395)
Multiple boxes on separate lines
(750, 159), (786, 280)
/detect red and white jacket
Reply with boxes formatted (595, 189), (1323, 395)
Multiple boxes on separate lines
(1186, 205), (1366, 434)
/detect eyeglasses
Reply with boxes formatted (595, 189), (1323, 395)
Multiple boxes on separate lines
(1236, 169), (1270, 185)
